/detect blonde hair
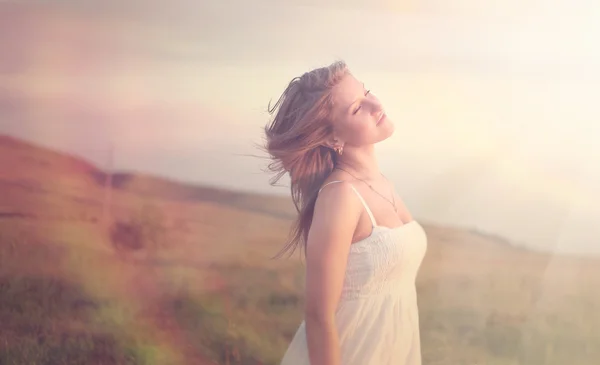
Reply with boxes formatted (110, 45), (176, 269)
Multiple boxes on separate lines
(263, 60), (350, 258)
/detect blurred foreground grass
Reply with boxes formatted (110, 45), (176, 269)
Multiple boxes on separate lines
(2, 216), (599, 365)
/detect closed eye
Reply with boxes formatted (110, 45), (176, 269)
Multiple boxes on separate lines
(352, 90), (371, 115)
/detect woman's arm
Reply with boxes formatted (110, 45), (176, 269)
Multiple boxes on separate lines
(304, 182), (362, 365)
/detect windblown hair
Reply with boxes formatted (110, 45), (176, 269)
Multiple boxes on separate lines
(264, 61), (350, 258)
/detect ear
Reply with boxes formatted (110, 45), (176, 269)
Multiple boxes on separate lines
(323, 136), (343, 150)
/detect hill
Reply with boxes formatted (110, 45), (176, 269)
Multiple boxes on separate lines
(0, 134), (296, 220)
(0, 134), (598, 365)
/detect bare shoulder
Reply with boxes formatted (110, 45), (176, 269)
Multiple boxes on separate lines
(306, 181), (362, 255)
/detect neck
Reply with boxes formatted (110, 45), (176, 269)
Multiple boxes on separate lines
(334, 144), (381, 181)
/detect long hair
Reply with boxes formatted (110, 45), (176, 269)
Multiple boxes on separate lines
(263, 60), (349, 258)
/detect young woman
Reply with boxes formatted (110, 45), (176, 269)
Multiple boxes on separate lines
(263, 61), (428, 365)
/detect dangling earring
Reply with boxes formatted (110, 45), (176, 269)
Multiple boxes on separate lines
(332, 138), (344, 156)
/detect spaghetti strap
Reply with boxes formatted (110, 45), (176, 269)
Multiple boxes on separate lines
(347, 185), (377, 227)
(318, 180), (345, 193)
(318, 181), (377, 227)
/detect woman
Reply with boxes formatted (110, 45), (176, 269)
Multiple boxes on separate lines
(263, 60), (428, 365)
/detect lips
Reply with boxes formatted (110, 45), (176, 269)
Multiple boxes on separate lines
(376, 112), (386, 125)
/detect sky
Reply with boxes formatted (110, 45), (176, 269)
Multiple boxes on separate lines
(0, 0), (599, 255)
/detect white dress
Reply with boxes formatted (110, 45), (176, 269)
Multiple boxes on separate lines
(280, 181), (428, 365)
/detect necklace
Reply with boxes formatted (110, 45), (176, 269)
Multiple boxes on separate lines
(334, 166), (398, 212)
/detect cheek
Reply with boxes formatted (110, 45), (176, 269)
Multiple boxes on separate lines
(335, 115), (378, 143)
(345, 120), (378, 143)
(356, 121), (374, 135)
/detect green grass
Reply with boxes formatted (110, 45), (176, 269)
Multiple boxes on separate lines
(0, 224), (181, 365)
(2, 220), (600, 365)
(167, 262), (303, 365)
(0, 274), (138, 365)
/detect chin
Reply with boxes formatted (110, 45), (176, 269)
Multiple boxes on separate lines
(380, 119), (395, 138)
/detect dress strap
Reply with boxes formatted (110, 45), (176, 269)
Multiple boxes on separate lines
(318, 181), (377, 227)
(318, 180), (345, 194)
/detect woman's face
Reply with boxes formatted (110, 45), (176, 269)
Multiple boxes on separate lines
(329, 73), (395, 148)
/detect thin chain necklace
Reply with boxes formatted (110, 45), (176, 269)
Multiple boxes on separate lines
(334, 166), (398, 212)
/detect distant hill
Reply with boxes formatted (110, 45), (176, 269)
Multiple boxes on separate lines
(0, 134), (296, 220)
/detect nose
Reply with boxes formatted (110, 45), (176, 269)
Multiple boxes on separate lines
(369, 98), (383, 116)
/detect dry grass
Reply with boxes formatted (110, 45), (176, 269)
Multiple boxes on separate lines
(1, 135), (599, 365)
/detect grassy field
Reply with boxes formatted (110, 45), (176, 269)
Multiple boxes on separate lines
(0, 134), (599, 365)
